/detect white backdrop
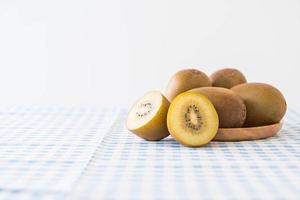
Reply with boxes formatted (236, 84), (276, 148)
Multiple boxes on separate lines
(0, 0), (299, 108)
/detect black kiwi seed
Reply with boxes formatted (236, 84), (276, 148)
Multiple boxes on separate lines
(136, 102), (152, 117)
(184, 105), (202, 131)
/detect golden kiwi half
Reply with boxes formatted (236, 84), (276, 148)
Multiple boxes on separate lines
(167, 92), (219, 147)
(126, 91), (170, 141)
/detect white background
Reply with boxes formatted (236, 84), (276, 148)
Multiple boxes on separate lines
(0, 0), (299, 108)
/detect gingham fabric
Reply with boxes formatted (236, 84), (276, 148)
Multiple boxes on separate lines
(0, 106), (299, 200)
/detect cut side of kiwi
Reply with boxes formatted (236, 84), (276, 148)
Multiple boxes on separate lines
(213, 122), (282, 141)
(167, 92), (219, 147)
(126, 91), (170, 141)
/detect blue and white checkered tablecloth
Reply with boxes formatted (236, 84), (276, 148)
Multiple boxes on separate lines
(0, 106), (299, 200)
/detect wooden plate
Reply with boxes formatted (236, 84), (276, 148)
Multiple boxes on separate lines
(213, 122), (283, 141)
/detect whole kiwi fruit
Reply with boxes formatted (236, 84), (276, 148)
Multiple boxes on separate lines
(231, 83), (287, 127)
(188, 87), (246, 128)
(165, 69), (211, 101)
(210, 68), (247, 88)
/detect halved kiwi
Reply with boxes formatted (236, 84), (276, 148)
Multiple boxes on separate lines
(126, 91), (170, 141)
(167, 92), (219, 147)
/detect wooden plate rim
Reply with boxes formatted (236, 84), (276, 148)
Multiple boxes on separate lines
(213, 122), (283, 141)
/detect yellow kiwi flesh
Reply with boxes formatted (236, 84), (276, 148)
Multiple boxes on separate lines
(126, 91), (170, 141)
(188, 87), (246, 128)
(165, 69), (211, 101)
(231, 83), (287, 127)
(167, 92), (219, 147)
(210, 68), (247, 89)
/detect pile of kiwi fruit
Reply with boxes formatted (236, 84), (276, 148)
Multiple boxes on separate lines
(126, 68), (287, 147)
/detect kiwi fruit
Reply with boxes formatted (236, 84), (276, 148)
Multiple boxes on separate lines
(126, 91), (170, 141)
(231, 83), (287, 127)
(167, 92), (219, 147)
(188, 87), (246, 128)
(210, 68), (247, 88)
(165, 69), (211, 101)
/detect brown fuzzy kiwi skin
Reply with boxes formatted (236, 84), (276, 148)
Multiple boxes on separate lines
(188, 87), (246, 128)
(165, 69), (211, 102)
(210, 68), (247, 89)
(128, 95), (170, 141)
(231, 83), (287, 127)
